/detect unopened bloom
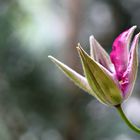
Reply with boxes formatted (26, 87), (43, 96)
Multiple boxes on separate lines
(48, 26), (140, 106)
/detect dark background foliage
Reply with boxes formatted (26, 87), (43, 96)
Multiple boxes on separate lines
(0, 0), (140, 140)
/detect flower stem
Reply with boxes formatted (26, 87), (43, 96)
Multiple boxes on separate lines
(115, 104), (140, 134)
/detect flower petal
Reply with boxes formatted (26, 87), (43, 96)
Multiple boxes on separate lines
(48, 56), (94, 95)
(77, 45), (123, 106)
(121, 33), (140, 99)
(110, 26), (137, 80)
(90, 35), (115, 73)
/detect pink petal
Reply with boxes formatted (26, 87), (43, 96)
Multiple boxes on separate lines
(120, 33), (140, 98)
(110, 26), (136, 81)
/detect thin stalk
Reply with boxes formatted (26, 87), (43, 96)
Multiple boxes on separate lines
(115, 104), (140, 134)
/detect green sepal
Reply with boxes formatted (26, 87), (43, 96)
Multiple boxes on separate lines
(77, 45), (123, 106)
(48, 56), (95, 96)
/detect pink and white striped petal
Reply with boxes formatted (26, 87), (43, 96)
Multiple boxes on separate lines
(110, 26), (137, 80)
(121, 33), (140, 99)
(90, 36), (115, 73)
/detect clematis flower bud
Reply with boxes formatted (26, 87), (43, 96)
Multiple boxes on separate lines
(48, 26), (140, 106)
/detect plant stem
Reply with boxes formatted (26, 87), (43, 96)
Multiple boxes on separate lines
(115, 104), (140, 134)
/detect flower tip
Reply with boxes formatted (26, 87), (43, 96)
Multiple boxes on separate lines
(127, 25), (137, 36)
(48, 55), (56, 63)
(48, 55), (51, 58)
(136, 32), (140, 37)
(132, 25), (137, 29)
(76, 43), (79, 48)
(48, 55), (53, 59)
(76, 46), (81, 53)
(89, 35), (94, 41)
(77, 43), (80, 46)
(128, 25), (137, 32)
(76, 46), (79, 49)
(132, 32), (140, 45)
(76, 44), (82, 55)
(77, 43), (83, 51)
(89, 35), (95, 46)
(76, 45), (85, 58)
(127, 26), (137, 36)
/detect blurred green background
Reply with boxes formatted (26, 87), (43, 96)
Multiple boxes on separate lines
(0, 0), (140, 140)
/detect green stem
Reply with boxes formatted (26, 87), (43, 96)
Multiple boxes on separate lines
(115, 104), (140, 134)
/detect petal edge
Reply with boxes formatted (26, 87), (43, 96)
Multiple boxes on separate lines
(90, 35), (115, 72)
